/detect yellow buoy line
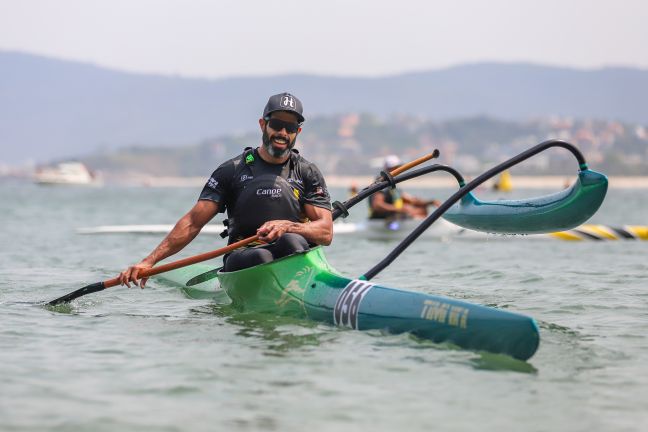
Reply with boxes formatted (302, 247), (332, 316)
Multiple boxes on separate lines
(549, 225), (648, 241)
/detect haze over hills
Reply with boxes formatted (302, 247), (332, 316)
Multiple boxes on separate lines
(82, 114), (647, 178)
(2, 50), (648, 165)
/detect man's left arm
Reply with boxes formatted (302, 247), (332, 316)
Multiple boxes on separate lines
(256, 205), (333, 245)
(257, 163), (333, 244)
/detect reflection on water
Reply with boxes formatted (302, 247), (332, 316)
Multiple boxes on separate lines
(194, 303), (329, 355)
(470, 352), (538, 373)
(192, 300), (540, 372)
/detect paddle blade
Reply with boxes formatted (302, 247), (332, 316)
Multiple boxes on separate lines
(186, 268), (221, 286)
(443, 169), (608, 234)
(47, 282), (106, 306)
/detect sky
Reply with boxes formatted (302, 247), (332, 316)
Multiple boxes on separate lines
(1, 0), (647, 78)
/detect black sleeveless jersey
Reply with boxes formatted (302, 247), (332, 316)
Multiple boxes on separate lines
(198, 148), (331, 242)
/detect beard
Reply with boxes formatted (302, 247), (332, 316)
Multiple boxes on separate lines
(262, 128), (297, 158)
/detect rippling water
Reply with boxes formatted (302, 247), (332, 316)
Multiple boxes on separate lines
(1, 181), (647, 431)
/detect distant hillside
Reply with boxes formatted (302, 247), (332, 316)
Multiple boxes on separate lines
(2, 51), (648, 164)
(83, 115), (648, 178)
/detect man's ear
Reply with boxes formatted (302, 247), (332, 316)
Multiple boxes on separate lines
(297, 127), (302, 134)
(259, 118), (266, 131)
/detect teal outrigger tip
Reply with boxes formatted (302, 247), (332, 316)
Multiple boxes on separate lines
(440, 139), (608, 234)
(443, 169), (608, 234)
(362, 139), (608, 280)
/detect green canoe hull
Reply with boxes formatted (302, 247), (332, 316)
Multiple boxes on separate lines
(164, 248), (540, 360)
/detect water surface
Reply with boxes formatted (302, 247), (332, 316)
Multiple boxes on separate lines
(1, 182), (647, 431)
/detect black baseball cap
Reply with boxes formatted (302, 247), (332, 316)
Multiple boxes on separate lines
(263, 92), (305, 123)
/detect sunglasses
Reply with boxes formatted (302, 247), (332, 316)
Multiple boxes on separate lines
(265, 118), (301, 134)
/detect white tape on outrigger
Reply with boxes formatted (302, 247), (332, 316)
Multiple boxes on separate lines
(333, 280), (375, 330)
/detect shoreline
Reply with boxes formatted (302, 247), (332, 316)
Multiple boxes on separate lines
(326, 175), (648, 189)
(6, 173), (647, 189)
(112, 175), (648, 189)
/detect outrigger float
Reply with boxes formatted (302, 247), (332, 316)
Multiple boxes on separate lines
(49, 140), (608, 361)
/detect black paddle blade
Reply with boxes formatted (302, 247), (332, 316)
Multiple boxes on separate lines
(47, 282), (106, 306)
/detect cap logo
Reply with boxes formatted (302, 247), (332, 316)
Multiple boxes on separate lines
(281, 95), (295, 109)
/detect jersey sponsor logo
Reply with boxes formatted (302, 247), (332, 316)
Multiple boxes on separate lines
(206, 178), (218, 189)
(281, 95), (296, 108)
(256, 187), (282, 198)
(240, 174), (253, 182)
(334, 280), (374, 329)
(287, 178), (303, 185)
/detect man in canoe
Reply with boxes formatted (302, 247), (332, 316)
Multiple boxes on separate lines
(368, 155), (439, 221)
(119, 92), (333, 287)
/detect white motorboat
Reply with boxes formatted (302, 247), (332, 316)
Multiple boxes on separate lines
(34, 162), (101, 186)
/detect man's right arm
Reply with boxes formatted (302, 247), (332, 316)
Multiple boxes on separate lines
(118, 200), (219, 287)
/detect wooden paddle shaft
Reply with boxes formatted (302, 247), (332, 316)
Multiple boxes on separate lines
(389, 150), (439, 177)
(103, 235), (260, 288)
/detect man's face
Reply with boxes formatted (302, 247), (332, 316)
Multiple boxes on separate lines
(260, 111), (302, 158)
